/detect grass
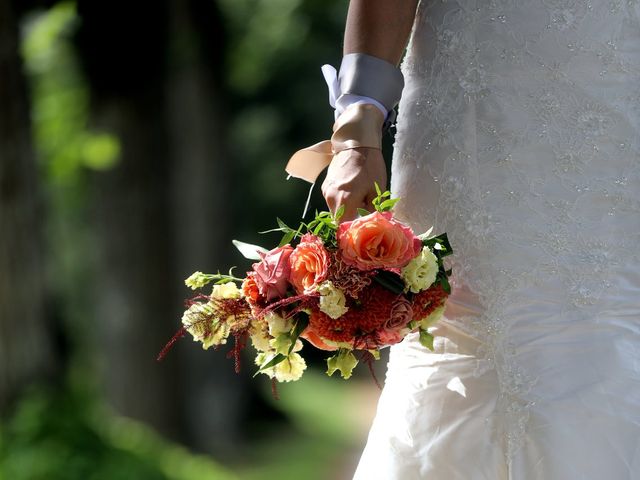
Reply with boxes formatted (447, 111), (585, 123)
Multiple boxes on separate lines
(236, 369), (380, 480)
(0, 370), (381, 480)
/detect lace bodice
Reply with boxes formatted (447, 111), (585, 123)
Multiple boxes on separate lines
(389, 0), (640, 464)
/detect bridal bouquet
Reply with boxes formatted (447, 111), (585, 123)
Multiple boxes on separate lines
(160, 186), (452, 383)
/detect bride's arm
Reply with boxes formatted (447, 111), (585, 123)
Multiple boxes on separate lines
(344, 0), (418, 64)
(322, 0), (418, 221)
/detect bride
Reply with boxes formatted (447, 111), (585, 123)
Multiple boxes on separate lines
(319, 0), (640, 478)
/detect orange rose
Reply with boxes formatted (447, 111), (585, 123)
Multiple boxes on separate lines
(337, 211), (422, 270)
(289, 233), (330, 294)
(242, 273), (261, 303)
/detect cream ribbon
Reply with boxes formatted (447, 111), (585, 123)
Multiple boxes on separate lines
(285, 103), (384, 184)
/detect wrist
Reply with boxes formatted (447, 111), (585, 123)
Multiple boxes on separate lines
(331, 103), (385, 154)
(335, 94), (388, 120)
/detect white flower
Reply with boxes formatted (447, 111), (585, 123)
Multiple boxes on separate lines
(185, 271), (211, 290)
(211, 282), (242, 299)
(265, 312), (293, 336)
(318, 281), (348, 319)
(181, 302), (229, 349)
(270, 336), (303, 356)
(250, 322), (271, 352)
(401, 246), (439, 293)
(255, 352), (307, 382)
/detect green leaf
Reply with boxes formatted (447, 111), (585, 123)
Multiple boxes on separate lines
(423, 233), (453, 257)
(271, 334), (292, 355)
(379, 198), (400, 211)
(334, 204), (345, 222)
(254, 353), (287, 377)
(374, 181), (382, 197)
(278, 230), (295, 247)
(373, 270), (406, 295)
(326, 349), (358, 379)
(371, 184), (401, 213)
(258, 227), (286, 234)
(276, 217), (290, 231)
(214, 277), (234, 285)
(419, 329), (435, 351)
(288, 315), (309, 354)
(357, 208), (371, 217)
(438, 273), (451, 294)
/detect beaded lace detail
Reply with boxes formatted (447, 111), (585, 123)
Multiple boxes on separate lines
(390, 0), (640, 464)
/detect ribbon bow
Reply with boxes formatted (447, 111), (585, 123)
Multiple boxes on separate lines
(285, 65), (385, 216)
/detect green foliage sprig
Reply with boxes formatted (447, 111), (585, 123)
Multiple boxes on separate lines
(184, 269), (243, 290)
(260, 204), (345, 248)
(371, 182), (400, 213)
(261, 184), (405, 249)
(421, 233), (453, 294)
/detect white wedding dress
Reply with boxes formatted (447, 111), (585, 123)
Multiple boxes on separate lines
(353, 1), (640, 478)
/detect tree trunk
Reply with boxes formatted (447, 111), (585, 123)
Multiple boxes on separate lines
(0, 0), (57, 415)
(75, 0), (279, 453)
(89, 94), (187, 441)
(166, 0), (251, 455)
(75, 0), (186, 442)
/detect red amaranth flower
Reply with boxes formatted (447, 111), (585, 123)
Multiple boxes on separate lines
(307, 283), (401, 345)
(411, 283), (449, 321)
(211, 297), (253, 333)
(326, 251), (374, 299)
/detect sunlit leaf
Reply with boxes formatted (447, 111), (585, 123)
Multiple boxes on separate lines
(288, 315), (309, 354)
(419, 329), (434, 351)
(232, 240), (268, 260)
(254, 353), (287, 376)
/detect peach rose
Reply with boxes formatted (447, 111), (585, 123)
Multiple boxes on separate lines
(242, 273), (261, 303)
(252, 245), (294, 302)
(289, 233), (330, 294)
(337, 211), (422, 270)
(301, 328), (339, 351)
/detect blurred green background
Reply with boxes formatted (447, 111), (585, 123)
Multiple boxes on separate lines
(0, 0), (389, 478)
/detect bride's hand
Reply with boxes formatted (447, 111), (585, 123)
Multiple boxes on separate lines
(321, 146), (387, 221)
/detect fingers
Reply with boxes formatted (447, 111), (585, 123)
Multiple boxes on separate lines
(340, 194), (367, 222)
(321, 185), (366, 221)
(320, 147), (388, 222)
(363, 189), (378, 212)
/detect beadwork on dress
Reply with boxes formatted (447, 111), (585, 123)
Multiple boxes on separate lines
(389, 0), (640, 466)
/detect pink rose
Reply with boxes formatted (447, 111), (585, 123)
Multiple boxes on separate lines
(376, 329), (406, 346)
(373, 297), (413, 346)
(337, 211), (422, 270)
(252, 245), (294, 301)
(384, 297), (413, 331)
(289, 233), (330, 294)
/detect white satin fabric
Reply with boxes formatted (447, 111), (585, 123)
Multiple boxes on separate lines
(354, 1), (640, 478)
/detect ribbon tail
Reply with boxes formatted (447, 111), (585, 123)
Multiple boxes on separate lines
(285, 139), (333, 184)
(321, 64), (339, 108)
